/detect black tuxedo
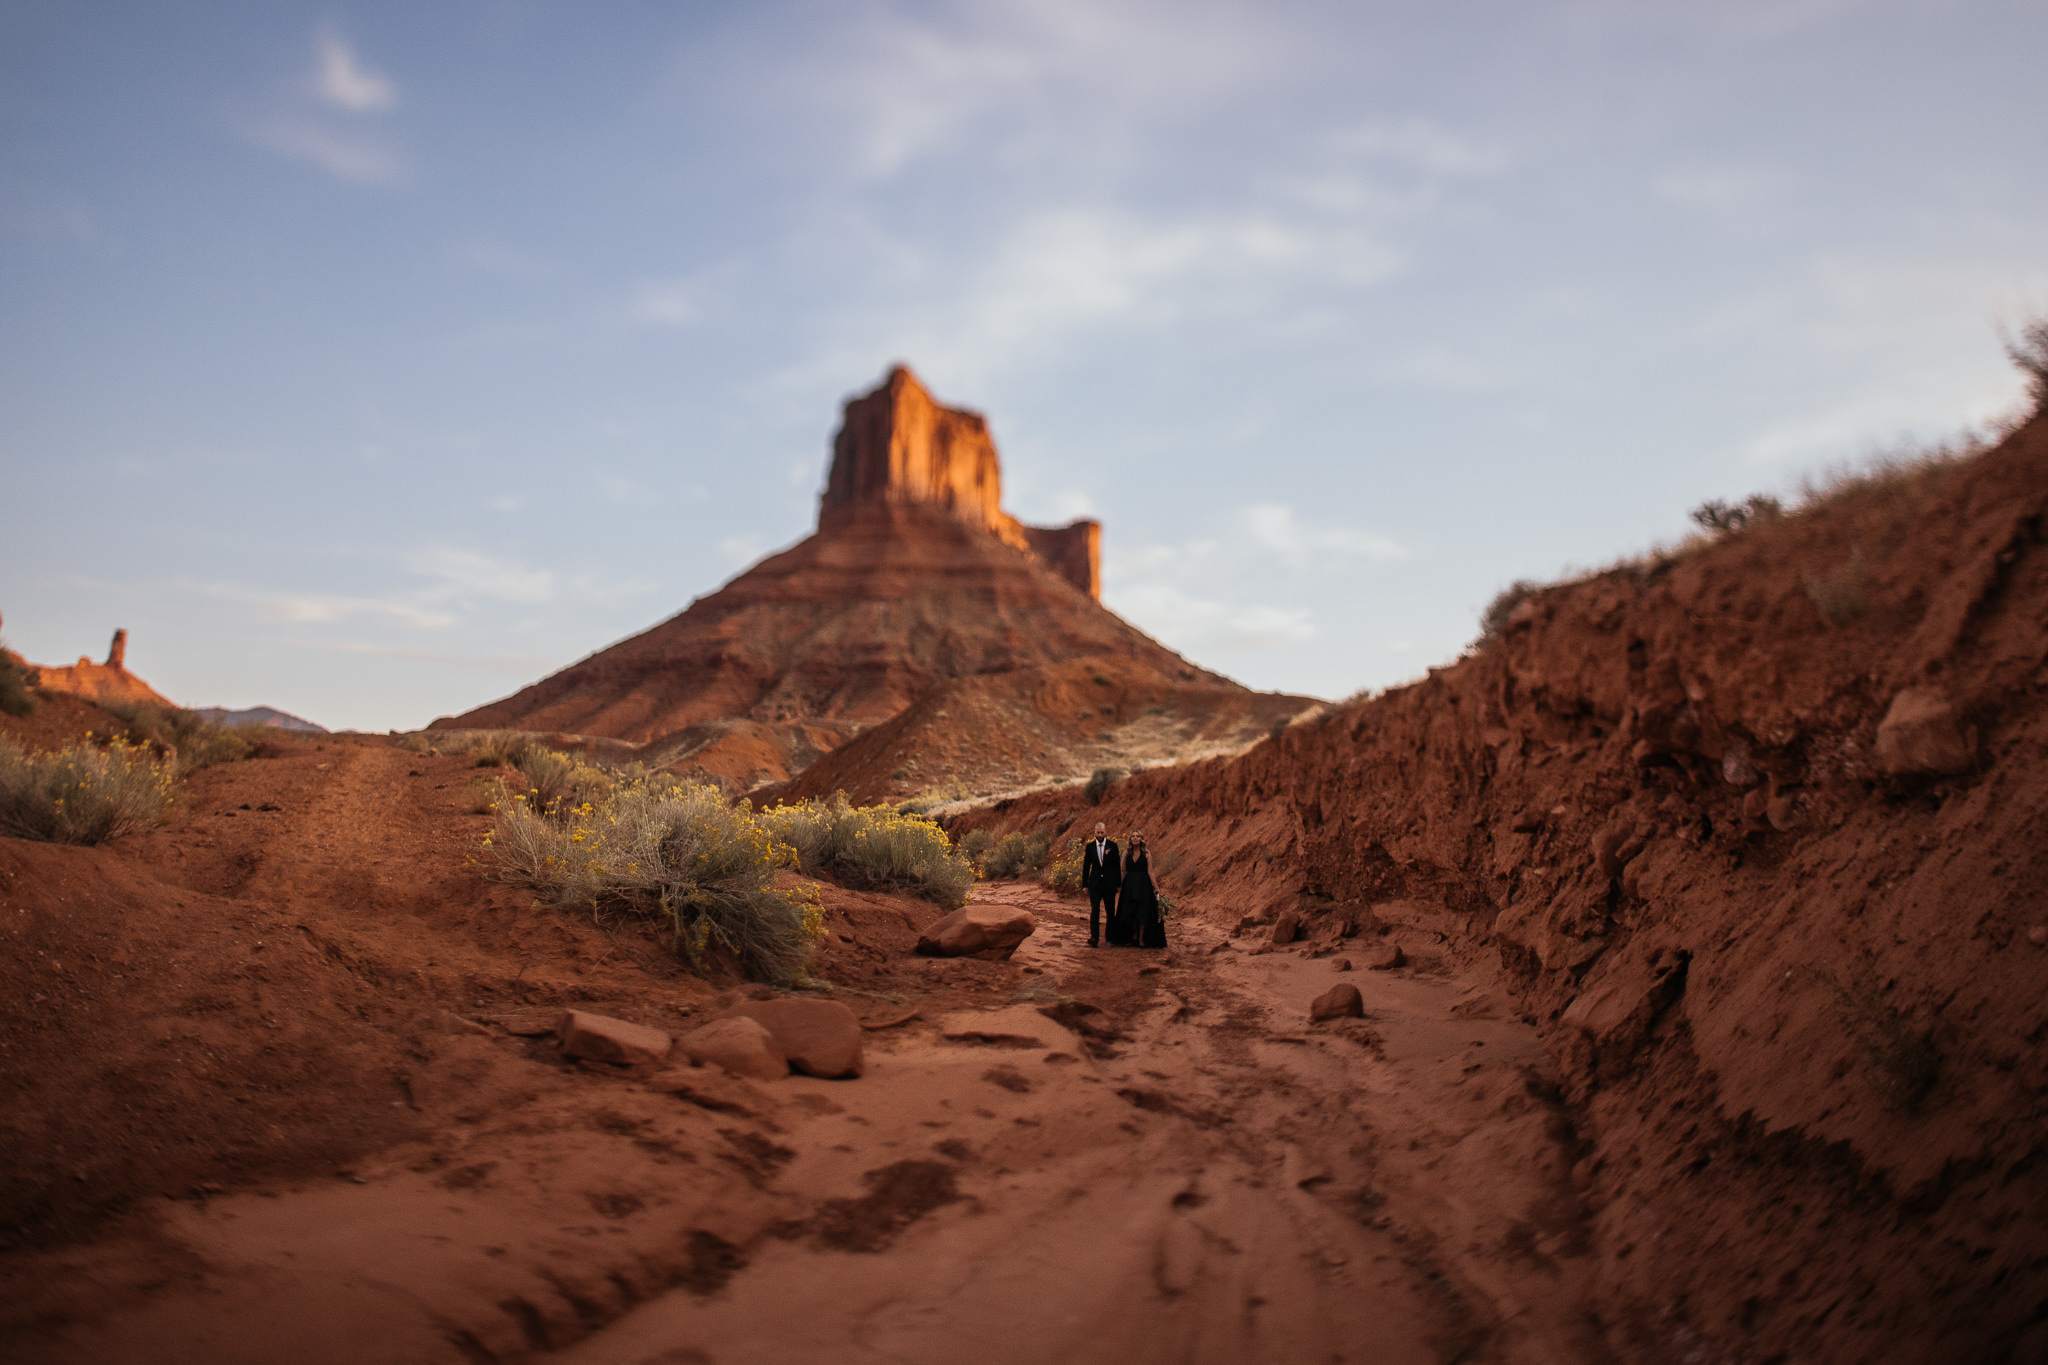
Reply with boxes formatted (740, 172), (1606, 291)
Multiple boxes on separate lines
(1081, 838), (1121, 946)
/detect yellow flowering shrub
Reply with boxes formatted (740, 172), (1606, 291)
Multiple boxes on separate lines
(489, 776), (824, 983)
(1044, 838), (1085, 894)
(0, 736), (176, 844)
(758, 792), (974, 908)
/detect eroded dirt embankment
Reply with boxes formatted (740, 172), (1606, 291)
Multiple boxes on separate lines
(956, 415), (2048, 1363)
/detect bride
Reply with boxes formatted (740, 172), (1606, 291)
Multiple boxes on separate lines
(1120, 833), (1168, 949)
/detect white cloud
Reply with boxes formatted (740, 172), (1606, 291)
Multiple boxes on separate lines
(811, 0), (1277, 177)
(313, 26), (398, 113)
(247, 121), (400, 184)
(1243, 504), (1406, 568)
(860, 203), (1402, 384)
(403, 549), (555, 605)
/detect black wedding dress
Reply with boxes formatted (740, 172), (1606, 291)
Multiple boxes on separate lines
(1122, 852), (1167, 949)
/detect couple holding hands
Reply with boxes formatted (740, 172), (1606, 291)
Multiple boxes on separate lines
(1080, 820), (1167, 949)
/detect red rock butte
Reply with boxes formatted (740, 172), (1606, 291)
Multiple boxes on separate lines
(434, 366), (1235, 787)
(824, 365), (1101, 598)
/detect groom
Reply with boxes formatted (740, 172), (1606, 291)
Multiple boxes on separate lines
(1080, 820), (1122, 948)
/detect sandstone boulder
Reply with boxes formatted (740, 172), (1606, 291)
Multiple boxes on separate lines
(916, 904), (1036, 959)
(728, 999), (864, 1079)
(558, 1009), (673, 1067)
(1309, 984), (1365, 1022)
(677, 1016), (787, 1081)
(646, 1064), (774, 1117)
(1364, 942), (1405, 971)
(1876, 689), (1974, 776)
(1269, 911), (1302, 947)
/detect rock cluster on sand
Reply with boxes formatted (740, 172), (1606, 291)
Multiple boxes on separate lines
(915, 904), (1036, 960)
(678, 1017), (788, 1081)
(558, 1009), (674, 1066)
(727, 999), (864, 1078)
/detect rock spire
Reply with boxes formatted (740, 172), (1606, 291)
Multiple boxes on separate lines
(822, 366), (1100, 599)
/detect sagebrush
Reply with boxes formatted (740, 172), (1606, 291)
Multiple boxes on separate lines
(1083, 766), (1123, 805)
(980, 830), (1050, 879)
(0, 737), (176, 844)
(489, 776), (823, 984)
(103, 703), (251, 775)
(758, 792), (973, 908)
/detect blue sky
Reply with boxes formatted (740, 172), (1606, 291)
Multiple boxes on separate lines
(2, 1), (2043, 730)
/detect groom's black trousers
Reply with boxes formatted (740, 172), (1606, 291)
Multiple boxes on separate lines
(1088, 887), (1116, 944)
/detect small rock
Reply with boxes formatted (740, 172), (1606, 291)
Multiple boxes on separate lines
(1269, 910), (1302, 947)
(1591, 818), (1644, 881)
(916, 904), (1037, 959)
(1876, 688), (1974, 776)
(1309, 984), (1365, 1022)
(2027, 925), (2047, 948)
(645, 1066), (771, 1116)
(677, 1016), (787, 1081)
(728, 999), (864, 1078)
(558, 1009), (674, 1067)
(1720, 743), (1760, 788)
(1332, 958), (1354, 973)
(1364, 942), (1405, 971)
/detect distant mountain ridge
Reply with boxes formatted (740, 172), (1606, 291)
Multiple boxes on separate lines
(192, 706), (327, 733)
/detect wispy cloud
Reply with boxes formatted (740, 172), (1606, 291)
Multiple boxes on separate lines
(403, 548), (555, 605)
(1243, 504), (1406, 568)
(1333, 118), (1506, 177)
(806, 0), (1278, 177)
(246, 121), (400, 184)
(313, 25), (398, 112)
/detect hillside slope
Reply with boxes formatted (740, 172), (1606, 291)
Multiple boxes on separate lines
(955, 413), (2048, 1363)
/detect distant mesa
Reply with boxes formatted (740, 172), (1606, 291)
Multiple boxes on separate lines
(434, 365), (1304, 794)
